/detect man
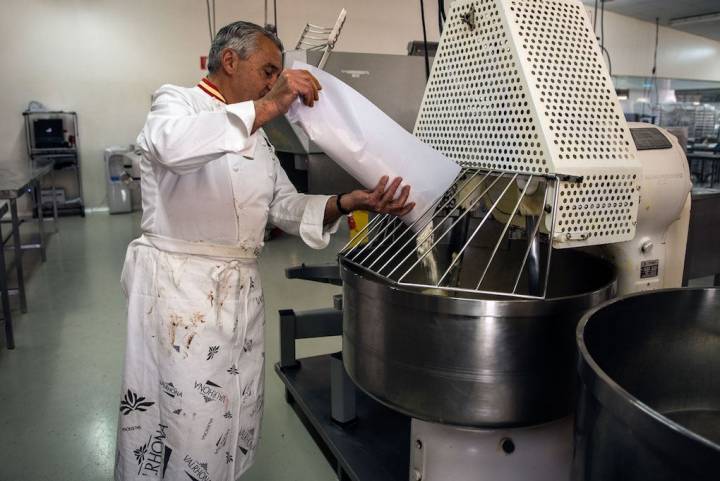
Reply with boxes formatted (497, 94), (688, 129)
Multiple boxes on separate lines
(114, 21), (414, 481)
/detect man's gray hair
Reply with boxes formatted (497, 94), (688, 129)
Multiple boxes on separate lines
(207, 21), (283, 73)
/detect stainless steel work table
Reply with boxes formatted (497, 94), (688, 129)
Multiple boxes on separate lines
(0, 164), (59, 349)
(0, 201), (15, 349)
(683, 187), (720, 286)
(687, 151), (720, 188)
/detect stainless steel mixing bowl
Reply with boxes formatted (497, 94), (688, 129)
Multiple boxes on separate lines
(340, 245), (617, 427)
(573, 288), (720, 481)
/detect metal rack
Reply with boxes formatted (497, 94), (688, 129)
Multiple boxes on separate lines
(23, 110), (85, 217)
(340, 167), (557, 299)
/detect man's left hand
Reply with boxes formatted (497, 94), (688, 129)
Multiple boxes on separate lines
(344, 176), (415, 217)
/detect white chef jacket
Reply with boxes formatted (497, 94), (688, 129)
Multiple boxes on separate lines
(135, 81), (340, 251)
(114, 80), (342, 481)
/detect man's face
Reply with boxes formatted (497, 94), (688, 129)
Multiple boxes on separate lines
(226, 34), (282, 103)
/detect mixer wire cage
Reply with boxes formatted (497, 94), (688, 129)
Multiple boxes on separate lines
(340, 168), (560, 299)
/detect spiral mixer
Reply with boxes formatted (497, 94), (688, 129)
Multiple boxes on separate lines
(277, 1), (694, 480)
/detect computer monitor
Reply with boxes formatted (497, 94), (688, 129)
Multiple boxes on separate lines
(33, 118), (65, 149)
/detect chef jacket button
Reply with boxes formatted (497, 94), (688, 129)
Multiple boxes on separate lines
(233, 165), (239, 172)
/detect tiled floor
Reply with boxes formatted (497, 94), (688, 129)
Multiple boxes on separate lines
(0, 213), (343, 481)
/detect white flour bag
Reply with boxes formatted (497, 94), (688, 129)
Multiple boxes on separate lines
(285, 61), (461, 226)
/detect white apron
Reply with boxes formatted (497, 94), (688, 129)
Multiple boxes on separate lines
(114, 235), (265, 481)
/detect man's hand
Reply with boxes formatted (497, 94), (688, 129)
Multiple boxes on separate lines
(346, 176), (416, 217)
(253, 69), (321, 131)
(323, 176), (415, 225)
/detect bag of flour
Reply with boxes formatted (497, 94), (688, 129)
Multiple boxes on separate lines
(286, 61), (461, 226)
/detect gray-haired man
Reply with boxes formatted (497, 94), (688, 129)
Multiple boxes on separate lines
(113, 21), (412, 480)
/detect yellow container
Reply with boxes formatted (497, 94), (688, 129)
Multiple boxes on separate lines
(347, 210), (369, 247)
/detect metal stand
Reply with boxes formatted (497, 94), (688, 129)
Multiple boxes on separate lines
(0, 203), (14, 349)
(278, 307), (342, 369)
(8, 201), (28, 309)
(0, 164), (59, 348)
(34, 179), (46, 262)
(275, 356), (408, 481)
(330, 352), (356, 425)
(278, 307), (356, 425)
(276, 263), (404, 480)
(23, 110), (85, 217)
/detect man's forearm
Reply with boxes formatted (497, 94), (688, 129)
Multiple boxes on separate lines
(252, 99), (281, 134)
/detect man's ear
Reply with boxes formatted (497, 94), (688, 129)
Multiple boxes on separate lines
(220, 48), (237, 75)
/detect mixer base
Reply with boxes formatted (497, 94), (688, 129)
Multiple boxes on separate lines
(411, 418), (573, 481)
(275, 355), (574, 481)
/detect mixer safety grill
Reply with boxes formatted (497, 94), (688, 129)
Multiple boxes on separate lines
(412, 0), (641, 249)
(414, 0), (544, 174)
(557, 173), (637, 241)
(510, 0), (635, 165)
(340, 168), (558, 299)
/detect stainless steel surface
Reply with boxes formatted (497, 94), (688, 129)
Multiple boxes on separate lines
(341, 168), (556, 299)
(307, 153), (362, 195)
(0, 202), (14, 349)
(0, 164), (52, 199)
(574, 288), (720, 481)
(314, 51), (431, 133)
(0, 165), (55, 311)
(525, 216), (542, 296)
(340, 247), (616, 427)
(683, 189), (720, 283)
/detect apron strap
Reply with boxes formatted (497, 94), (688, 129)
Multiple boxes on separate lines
(142, 233), (258, 260)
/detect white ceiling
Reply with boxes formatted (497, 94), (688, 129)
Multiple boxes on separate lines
(581, 0), (720, 42)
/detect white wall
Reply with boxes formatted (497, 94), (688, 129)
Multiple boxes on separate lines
(585, 7), (720, 81)
(1, 0), (719, 210)
(0, 0), (440, 210)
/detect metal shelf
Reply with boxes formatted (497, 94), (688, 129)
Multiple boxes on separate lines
(23, 110), (85, 216)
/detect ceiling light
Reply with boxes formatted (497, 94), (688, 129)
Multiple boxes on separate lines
(669, 12), (720, 27)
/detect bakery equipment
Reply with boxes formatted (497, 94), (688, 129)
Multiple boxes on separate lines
(276, 1), (693, 480)
(574, 288), (720, 481)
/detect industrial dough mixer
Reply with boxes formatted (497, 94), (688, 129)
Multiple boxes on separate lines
(276, 0), (695, 480)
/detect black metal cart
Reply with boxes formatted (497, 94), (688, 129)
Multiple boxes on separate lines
(23, 110), (85, 217)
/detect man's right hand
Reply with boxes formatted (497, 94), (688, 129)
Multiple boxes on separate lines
(253, 69), (321, 132)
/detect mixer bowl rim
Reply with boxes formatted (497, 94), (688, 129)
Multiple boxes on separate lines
(576, 287), (720, 455)
(339, 251), (618, 317)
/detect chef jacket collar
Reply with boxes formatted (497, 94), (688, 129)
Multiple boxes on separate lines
(197, 77), (227, 104)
